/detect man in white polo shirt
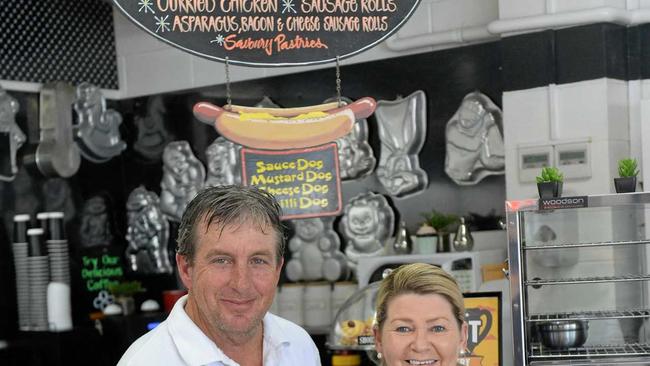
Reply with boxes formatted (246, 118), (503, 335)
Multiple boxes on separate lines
(118, 185), (321, 366)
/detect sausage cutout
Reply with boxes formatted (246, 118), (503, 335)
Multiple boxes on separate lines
(193, 97), (377, 150)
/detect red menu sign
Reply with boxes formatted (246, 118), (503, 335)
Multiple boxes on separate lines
(113, 0), (422, 66)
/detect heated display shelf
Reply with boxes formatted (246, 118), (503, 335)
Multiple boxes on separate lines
(506, 192), (650, 365)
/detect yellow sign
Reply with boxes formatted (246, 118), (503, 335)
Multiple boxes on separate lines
(463, 293), (501, 366)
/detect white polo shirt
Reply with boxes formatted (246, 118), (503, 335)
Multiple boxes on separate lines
(118, 295), (321, 366)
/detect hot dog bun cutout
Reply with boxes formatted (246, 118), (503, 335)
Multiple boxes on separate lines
(193, 97), (376, 150)
(229, 101), (340, 117)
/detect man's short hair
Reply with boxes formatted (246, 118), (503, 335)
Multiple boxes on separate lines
(176, 185), (286, 264)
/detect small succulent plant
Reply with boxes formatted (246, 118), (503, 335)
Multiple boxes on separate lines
(536, 167), (564, 183)
(618, 158), (639, 178)
(421, 210), (458, 232)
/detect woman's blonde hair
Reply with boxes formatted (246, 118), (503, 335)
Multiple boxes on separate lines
(375, 263), (465, 330)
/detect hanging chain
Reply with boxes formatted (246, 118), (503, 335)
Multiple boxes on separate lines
(225, 57), (232, 108)
(335, 56), (342, 107)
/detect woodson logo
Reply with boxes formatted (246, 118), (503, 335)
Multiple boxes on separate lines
(540, 196), (588, 210)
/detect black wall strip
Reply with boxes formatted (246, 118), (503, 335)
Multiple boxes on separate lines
(501, 22), (647, 91)
(501, 29), (556, 91)
(638, 24), (650, 79)
(626, 25), (641, 80)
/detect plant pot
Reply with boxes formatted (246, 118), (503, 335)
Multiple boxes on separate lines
(614, 177), (636, 193)
(537, 182), (563, 198)
(436, 232), (451, 253)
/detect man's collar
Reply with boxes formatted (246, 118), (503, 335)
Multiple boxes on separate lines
(167, 296), (291, 366)
(262, 313), (292, 350)
(168, 295), (235, 366)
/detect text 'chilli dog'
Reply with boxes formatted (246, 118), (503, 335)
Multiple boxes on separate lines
(193, 97), (377, 150)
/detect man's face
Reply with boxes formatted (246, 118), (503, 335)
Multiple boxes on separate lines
(178, 218), (282, 338)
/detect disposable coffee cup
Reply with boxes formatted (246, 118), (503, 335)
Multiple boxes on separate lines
(36, 212), (50, 239)
(47, 282), (72, 332)
(48, 212), (65, 241)
(27, 228), (45, 257)
(13, 214), (30, 244)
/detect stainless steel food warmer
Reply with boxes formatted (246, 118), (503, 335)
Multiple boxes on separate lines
(506, 192), (650, 365)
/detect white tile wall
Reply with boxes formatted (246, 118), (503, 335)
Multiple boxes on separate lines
(642, 97), (650, 192)
(430, 1), (465, 32)
(552, 80), (608, 140)
(503, 86), (551, 200)
(552, 79), (628, 142)
(503, 86), (551, 144)
(551, 0), (628, 12)
(504, 79), (631, 199)
(498, 0), (629, 19)
(459, 0), (500, 27)
(191, 56), (266, 91)
(498, 0), (547, 19)
(399, 2), (433, 37)
(607, 79), (632, 141)
(123, 48), (194, 97)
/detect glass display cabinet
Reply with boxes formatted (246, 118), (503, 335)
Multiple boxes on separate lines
(506, 192), (650, 365)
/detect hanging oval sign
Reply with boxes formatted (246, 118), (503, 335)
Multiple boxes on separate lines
(113, 0), (421, 67)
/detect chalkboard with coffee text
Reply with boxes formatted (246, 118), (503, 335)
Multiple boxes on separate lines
(77, 246), (126, 315)
(241, 143), (342, 219)
(112, 0), (422, 66)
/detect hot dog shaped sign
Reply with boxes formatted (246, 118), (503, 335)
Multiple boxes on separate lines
(193, 97), (376, 150)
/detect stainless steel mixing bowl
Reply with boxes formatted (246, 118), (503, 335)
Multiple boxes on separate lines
(537, 320), (589, 349)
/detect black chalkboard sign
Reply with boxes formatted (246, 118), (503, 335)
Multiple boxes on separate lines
(113, 0), (421, 66)
(78, 246), (126, 314)
(241, 143), (342, 219)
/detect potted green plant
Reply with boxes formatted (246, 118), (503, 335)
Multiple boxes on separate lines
(615, 158), (639, 193)
(421, 210), (459, 252)
(108, 281), (146, 315)
(536, 167), (564, 198)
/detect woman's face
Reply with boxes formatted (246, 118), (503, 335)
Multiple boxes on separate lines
(374, 293), (467, 366)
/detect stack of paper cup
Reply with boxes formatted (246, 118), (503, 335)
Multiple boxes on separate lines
(47, 282), (72, 332)
(36, 212), (50, 239)
(12, 214), (30, 331)
(47, 212), (70, 285)
(27, 228), (49, 331)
